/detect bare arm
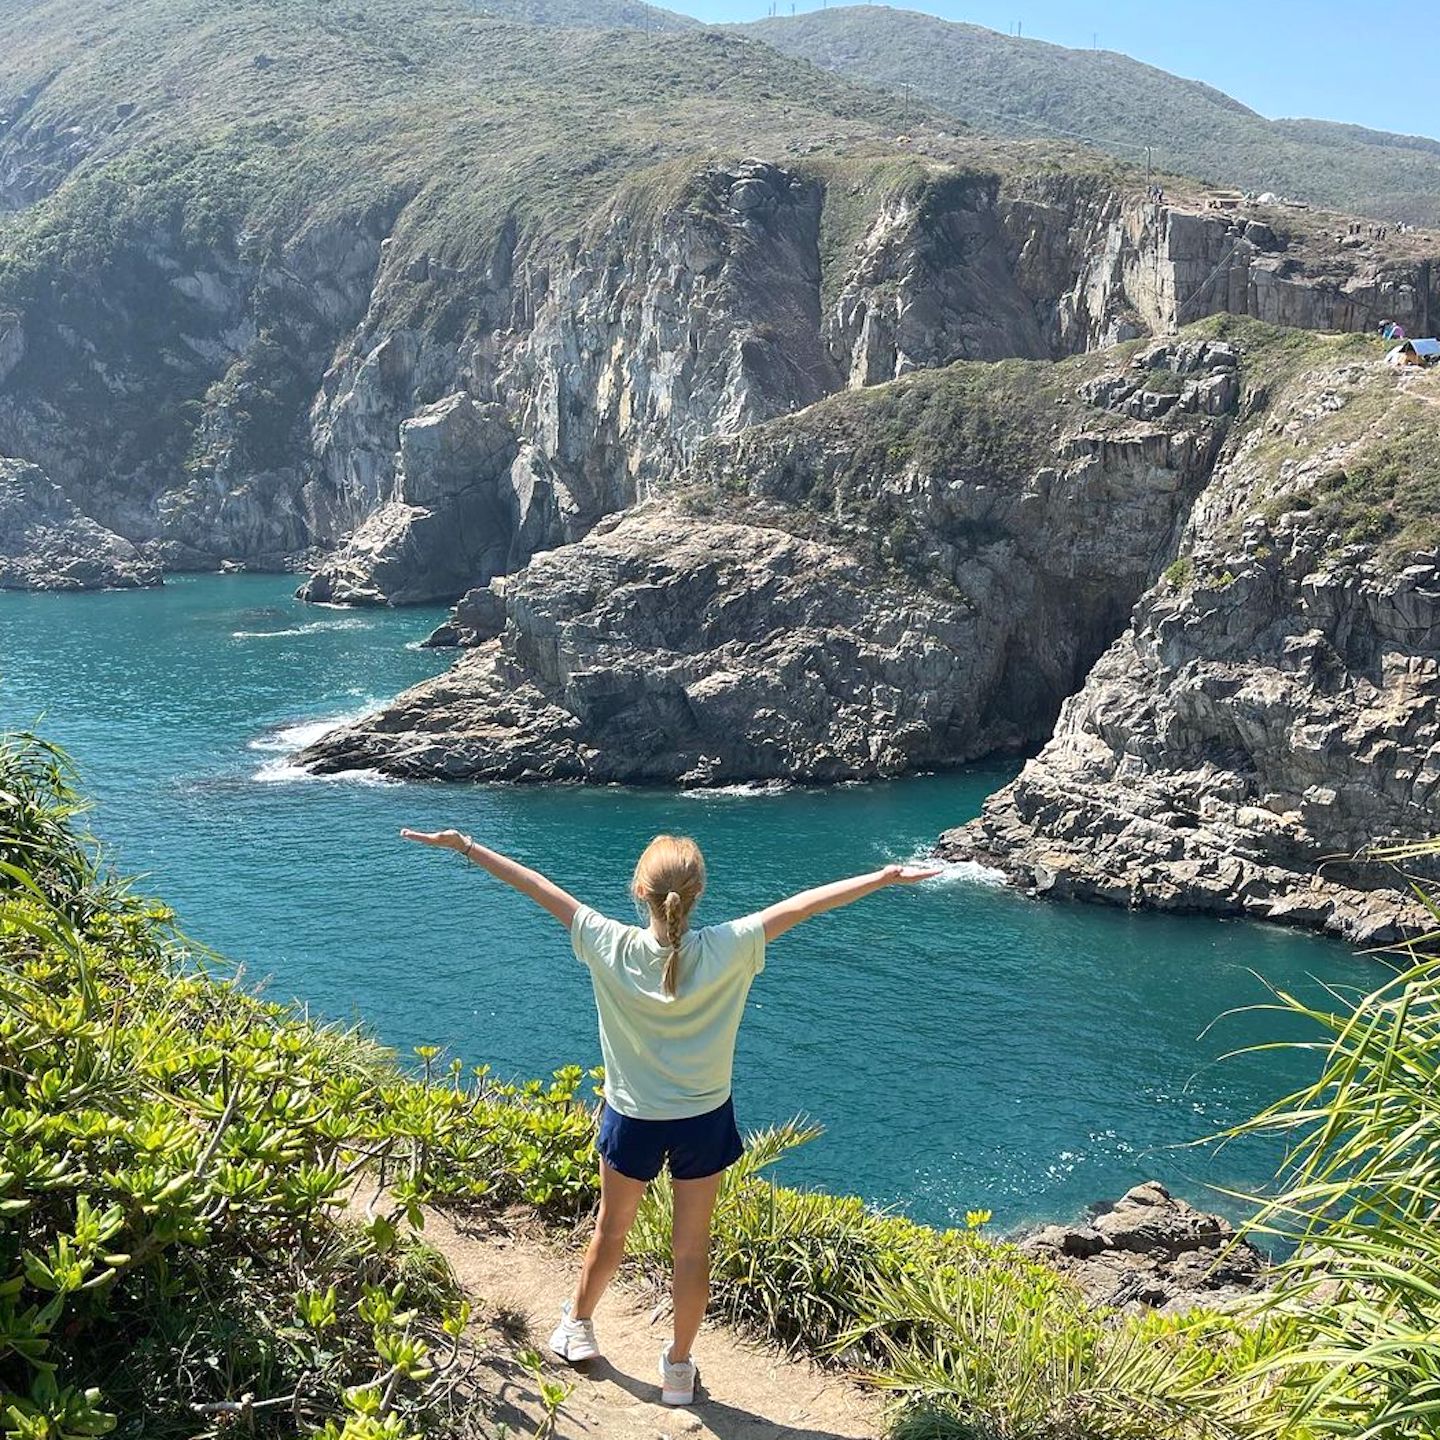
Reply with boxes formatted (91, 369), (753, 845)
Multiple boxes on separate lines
(757, 862), (941, 943)
(400, 828), (581, 929)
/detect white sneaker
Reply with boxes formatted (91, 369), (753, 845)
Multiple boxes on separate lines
(659, 1345), (696, 1405)
(548, 1301), (601, 1363)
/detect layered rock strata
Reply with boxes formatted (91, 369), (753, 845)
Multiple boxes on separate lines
(0, 458), (159, 590)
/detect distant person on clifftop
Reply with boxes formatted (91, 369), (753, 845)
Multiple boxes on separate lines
(400, 825), (939, 1407)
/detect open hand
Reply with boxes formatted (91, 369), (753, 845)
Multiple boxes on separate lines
(400, 828), (464, 850)
(882, 862), (944, 884)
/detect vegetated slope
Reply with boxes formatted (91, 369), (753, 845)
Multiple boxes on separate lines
(0, 0), (1087, 572)
(740, 6), (1440, 226)
(2, 0), (1437, 598)
(0, 728), (1304, 1439)
(466, 0), (696, 27)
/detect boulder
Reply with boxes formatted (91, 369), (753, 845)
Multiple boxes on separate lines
(1019, 1181), (1268, 1314)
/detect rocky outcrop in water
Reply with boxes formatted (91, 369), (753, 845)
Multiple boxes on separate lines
(942, 350), (1440, 943)
(0, 458), (159, 590)
(298, 394), (521, 605)
(1020, 1181), (1267, 1315)
(301, 507), (983, 783)
(299, 340), (1238, 780)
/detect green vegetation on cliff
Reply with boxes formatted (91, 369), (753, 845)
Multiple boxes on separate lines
(741, 6), (1440, 226)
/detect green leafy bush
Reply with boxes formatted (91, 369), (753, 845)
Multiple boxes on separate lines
(1218, 839), (1440, 1439)
(0, 732), (594, 1438)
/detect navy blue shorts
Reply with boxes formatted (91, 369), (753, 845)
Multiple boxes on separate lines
(597, 1097), (745, 1182)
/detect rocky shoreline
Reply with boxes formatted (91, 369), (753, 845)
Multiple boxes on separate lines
(0, 458), (159, 591)
(1018, 1181), (1268, 1315)
(300, 338), (1240, 783)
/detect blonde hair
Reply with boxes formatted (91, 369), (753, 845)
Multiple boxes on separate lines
(631, 834), (706, 998)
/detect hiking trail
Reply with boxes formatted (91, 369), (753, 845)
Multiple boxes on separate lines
(424, 1206), (883, 1440)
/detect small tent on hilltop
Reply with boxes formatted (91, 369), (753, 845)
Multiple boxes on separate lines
(1386, 338), (1440, 368)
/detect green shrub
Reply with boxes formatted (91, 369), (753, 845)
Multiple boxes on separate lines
(1162, 555), (1194, 588)
(0, 731), (594, 1438)
(1218, 840), (1440, 1439)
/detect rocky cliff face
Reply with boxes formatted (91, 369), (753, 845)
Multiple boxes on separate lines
(285, 178), (1440, 607)
(299, 339), (1238, 780)
(0, 457), (159, 590)
(299, 394), (521, 606)
(941, 342), (1440, 943)
(305, 324), (1438, 941)
(3, 81), (1435, 602)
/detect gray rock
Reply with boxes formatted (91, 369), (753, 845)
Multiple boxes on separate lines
(299, 394), (518, 605)
(297, 353), (1233, 782)
(1019, 1181), (1267, 1315)
(942, 354), (1440, 943)
(0, 459), (159, 591)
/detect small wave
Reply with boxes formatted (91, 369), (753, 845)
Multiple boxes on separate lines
(248, 705), (374, 754)
(253, 758), (397, 787)
(232, 617), (371, 640)
(680, 779), (793, 799)
(903, 853), (1009, 887)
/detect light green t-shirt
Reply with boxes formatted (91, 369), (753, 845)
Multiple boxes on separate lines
(571, 905), (766, 1121)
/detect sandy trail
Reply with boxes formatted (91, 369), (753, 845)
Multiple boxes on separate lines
(425, 1207), (883, 1440)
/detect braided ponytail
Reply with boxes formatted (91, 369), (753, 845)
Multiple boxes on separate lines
(661, 891), (684, 998)
(631, 835), (706, 1000)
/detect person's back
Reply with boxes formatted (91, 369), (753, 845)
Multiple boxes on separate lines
(572, 906), (765, 1120)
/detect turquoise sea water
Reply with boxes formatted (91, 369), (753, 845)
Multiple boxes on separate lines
(0, 575), (1371, 1231)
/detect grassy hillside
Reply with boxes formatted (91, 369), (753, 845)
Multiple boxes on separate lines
(740, 5), (1440, 227)
(468, 0), (695, 27)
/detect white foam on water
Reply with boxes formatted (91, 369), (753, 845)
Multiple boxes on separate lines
(898, 851), (1009, 888)
(679, 779), (794, 799)
(232, 617), (371, 640)
(247, 703), (386, 784)
(253, 759), (397, 787)
(248, 705), (374, 754)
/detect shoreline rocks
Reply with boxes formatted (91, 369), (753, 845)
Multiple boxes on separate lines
(940, 353), (1440, 945)
(299, 508), (989, 784)
(0, 459), (160, 591)
(1018, 1181), (1268, 1314)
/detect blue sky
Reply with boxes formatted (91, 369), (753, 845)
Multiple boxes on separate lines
(677, 1), (1440, 140)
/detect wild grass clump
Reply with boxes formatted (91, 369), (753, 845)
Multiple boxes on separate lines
(0, 731), (596, 1439)
(627, 1123), (1291, 1438)
(1215, 838), (1440, 1439)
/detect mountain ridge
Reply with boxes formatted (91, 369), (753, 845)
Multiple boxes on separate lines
(737, 5), (1440, 225)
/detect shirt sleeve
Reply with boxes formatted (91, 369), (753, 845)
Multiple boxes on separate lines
(725, 913), (767, 976)
(570, 905), (607, 969)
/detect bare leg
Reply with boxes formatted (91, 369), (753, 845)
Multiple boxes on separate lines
(669, 1171), (724, 1362)
(572, 1160), (647, 1320)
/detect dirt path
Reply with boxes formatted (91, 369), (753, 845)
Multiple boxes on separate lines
(426, 1208), (883, 1440)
